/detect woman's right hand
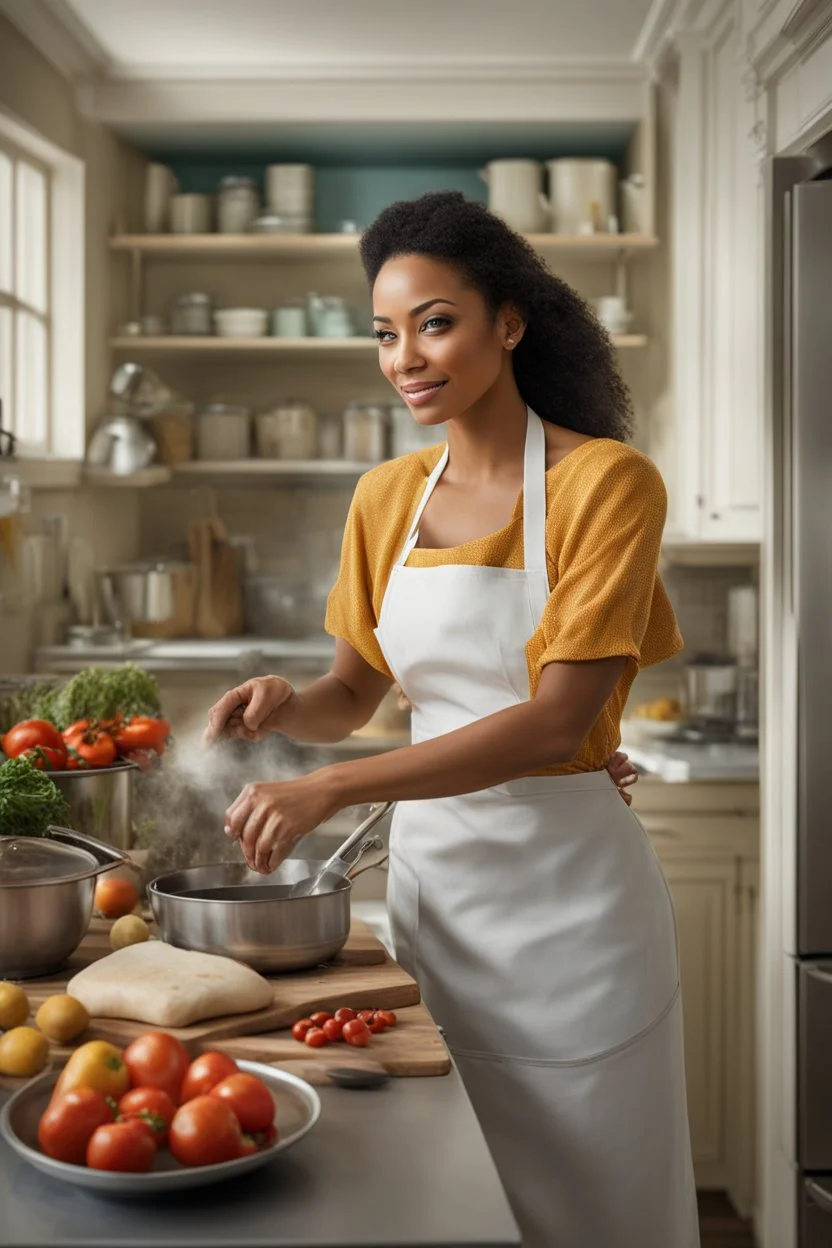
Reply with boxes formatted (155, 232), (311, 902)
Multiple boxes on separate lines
(203, 676), (297, 744)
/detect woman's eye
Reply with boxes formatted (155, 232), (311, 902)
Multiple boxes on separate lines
(373, 328), (394, 343)
(422, 316), (450, 332)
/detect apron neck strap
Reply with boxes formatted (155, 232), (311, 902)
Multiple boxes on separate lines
(523, 409), (548, 574)
(395, 408), (548, 572)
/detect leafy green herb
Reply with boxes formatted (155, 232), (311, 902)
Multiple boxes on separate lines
(0, 682), (60, 735)
(50, 663), (162, 729)
(0, 756), (70, 837)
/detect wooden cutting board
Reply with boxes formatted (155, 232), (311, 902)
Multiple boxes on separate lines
(9, 918), (449, 1077)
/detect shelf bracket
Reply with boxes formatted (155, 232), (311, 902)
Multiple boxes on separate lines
(129, 248), (143, 324)
(614, 248), (631, 304)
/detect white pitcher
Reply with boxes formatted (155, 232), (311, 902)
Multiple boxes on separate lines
(478, 160), (547, 233)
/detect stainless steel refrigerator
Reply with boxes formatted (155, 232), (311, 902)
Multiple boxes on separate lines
(771, 133), (832, 1246)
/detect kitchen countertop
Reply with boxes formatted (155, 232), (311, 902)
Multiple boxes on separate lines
(34, 637), (336, 673)
(0, 1069), (520, 1248)
(620, 735), (759, 783)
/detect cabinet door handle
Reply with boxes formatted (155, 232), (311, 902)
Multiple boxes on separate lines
(805, 966), (832, 987)
(806, 1179), (832, 1214)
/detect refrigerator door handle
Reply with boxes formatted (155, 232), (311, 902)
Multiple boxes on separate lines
(806, 1179), (832, 1214)
(805, 966), (832, 987)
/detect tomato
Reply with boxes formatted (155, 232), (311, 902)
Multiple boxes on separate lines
(209, 1074), (274, 1134)
(94, 877), (138, 919)
(357, 1009), (375, 1023)
(168, 1096), (244, 1167)
(86, 1120), (156, 1172)
(376, 1010), (397, 1028)
(68, 728), (117, 769)
(342, 1019), (370, 1047)
(113, 717), (169, 756)
(62, 719), (94, 742)
(118, 1086), (177, 1145)
(333, 1007), (356, 1024)
(367, 1014), (387, 1034)
(124, 1032), (191, 1105)
(19, 744), (68, 771)
(240, 1122), (278, 1155)
(304, 1028), (329, 1048)
(37, 1087), (115, 1164)
(309, 1012), (332, 1026)
(52, 1040), (131, 1104)
(180, 1051), (239, 1102)
(291, 1019), (313, 1043)
(64, 749), (91, 771)
(322, 1018), (344, 1043)
(238, 1134), (259, 1157)
(2, 719), (63, 759)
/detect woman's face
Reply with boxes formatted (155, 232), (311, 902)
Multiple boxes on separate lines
(372, 255), (521, 426)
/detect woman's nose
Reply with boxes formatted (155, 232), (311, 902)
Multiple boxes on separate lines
(394, 335), (425, 375)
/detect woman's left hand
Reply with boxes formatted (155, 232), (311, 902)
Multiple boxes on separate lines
(606, 750), (638, 805)
(224, 774), (336, 874)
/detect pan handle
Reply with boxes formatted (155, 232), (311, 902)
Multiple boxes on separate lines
(345, 835), (389, 880)
(318, 802), (394, 879)
(46, 825), (132, 873)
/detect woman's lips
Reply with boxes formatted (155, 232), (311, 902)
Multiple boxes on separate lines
(401, 381), (447, 407)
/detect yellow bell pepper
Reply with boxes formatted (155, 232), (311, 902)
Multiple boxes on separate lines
(51, 1040), (130, 1103)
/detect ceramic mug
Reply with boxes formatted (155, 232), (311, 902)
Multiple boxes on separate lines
(593, 296), (632, 334)
(272, 306), (308, 337)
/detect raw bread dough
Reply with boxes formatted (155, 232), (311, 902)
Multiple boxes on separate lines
(67, 940), (274, 1027)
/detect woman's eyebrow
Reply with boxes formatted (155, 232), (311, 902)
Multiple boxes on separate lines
(372, 298), (458, 323)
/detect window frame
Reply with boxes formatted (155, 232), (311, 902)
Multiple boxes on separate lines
(0, 105), (84, 461)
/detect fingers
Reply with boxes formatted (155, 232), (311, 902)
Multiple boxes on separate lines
(242, 681), (278, 732)
(224, 785), (254, 841)
(204, 684), (251, 744)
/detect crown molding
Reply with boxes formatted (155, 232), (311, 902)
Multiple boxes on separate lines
(747, 0), (832, 83)
(0, 0), (109, 81)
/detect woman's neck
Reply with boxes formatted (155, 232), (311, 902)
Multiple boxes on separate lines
(443, 386), (528, 487)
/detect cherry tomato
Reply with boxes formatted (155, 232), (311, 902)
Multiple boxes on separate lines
(322, 1018), (344, 1043)
(291, 1019), (314, 1042)
(113, 717), (170, 756)
(94, 877), (138, 918)
(118, 1086), (177, 1145)
(239, 1134), (259, 1157)
(2, 719), (63, 758)
(168, 1096), (243, 1167)
(64, 749), (91, 771)
(368, 1014), (387, 1034)
(86, 1119), (156, 1172)
(19, 744), (68, 771)
(304, 1027), (329, 1048)
(124, 1032), (191, 1105)
(309, 1012), (332, 1026)
(333, 1007), (357, 1024)
(209, 1073), (274, 1134)
(37, 1087), (115, 1165)
(357, 1009), (375, 1023)
(377, 1010), (397, 1028)
(342, 1019), (371, 1047)
(180, 1051), (239, 1102)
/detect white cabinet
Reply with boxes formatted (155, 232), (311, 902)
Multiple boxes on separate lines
(669, 9), (765, 542)
(633, 780), (759, 1215)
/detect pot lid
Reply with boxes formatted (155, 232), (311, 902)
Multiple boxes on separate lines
(0, 836), (98, 886)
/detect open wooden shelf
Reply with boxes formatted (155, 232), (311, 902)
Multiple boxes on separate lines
(110, 333), (648, 356)
(110, 232), (659, 261)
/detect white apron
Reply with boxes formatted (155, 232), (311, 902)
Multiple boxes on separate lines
(374, 410), (699, 1248)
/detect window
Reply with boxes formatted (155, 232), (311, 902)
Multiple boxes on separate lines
(0, 141), (51, 450)
(0, 107), (84, 461)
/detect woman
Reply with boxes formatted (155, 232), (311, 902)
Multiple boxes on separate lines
(206, 191), (698, 1247)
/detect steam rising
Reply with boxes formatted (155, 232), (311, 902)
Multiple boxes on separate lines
(134, 725), (331, 877)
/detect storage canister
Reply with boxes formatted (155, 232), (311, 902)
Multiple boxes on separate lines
(343, 403), (388, 462)
(544, 159), (618, 234)
(197, 404), (251, 460)
(170, 292), (212, 336)
(256, 403), (317, 460)
(217, 176), (260, 234)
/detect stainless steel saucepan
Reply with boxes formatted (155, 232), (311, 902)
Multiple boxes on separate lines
(148, 803), (393, 972)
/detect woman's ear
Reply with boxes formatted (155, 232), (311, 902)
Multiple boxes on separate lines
(499, 305), (526, 349)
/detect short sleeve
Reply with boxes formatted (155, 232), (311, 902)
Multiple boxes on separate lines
(324, 478), (393, 678)
(528, 451), (680, 688)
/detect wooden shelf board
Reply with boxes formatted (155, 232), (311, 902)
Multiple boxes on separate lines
(110, 333), (646, 355)
(110, 232), (658, 259)
(173, 459), (376, 478)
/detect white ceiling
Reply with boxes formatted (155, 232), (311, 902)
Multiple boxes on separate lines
(59, 0), (660, 75)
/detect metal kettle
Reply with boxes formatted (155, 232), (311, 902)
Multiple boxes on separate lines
(86, 415), (157, 476)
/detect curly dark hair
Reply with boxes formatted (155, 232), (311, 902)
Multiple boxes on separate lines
(359, 190), (634, 441)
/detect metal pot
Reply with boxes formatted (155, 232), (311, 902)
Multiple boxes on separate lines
(0, 827), (130, 978)
(50, 761), (136, 851)
(149, 809), (390, 972)
(97, 561), (196, 638)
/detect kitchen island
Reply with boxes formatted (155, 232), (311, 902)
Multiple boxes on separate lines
(0, 1067), (520, 1247)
